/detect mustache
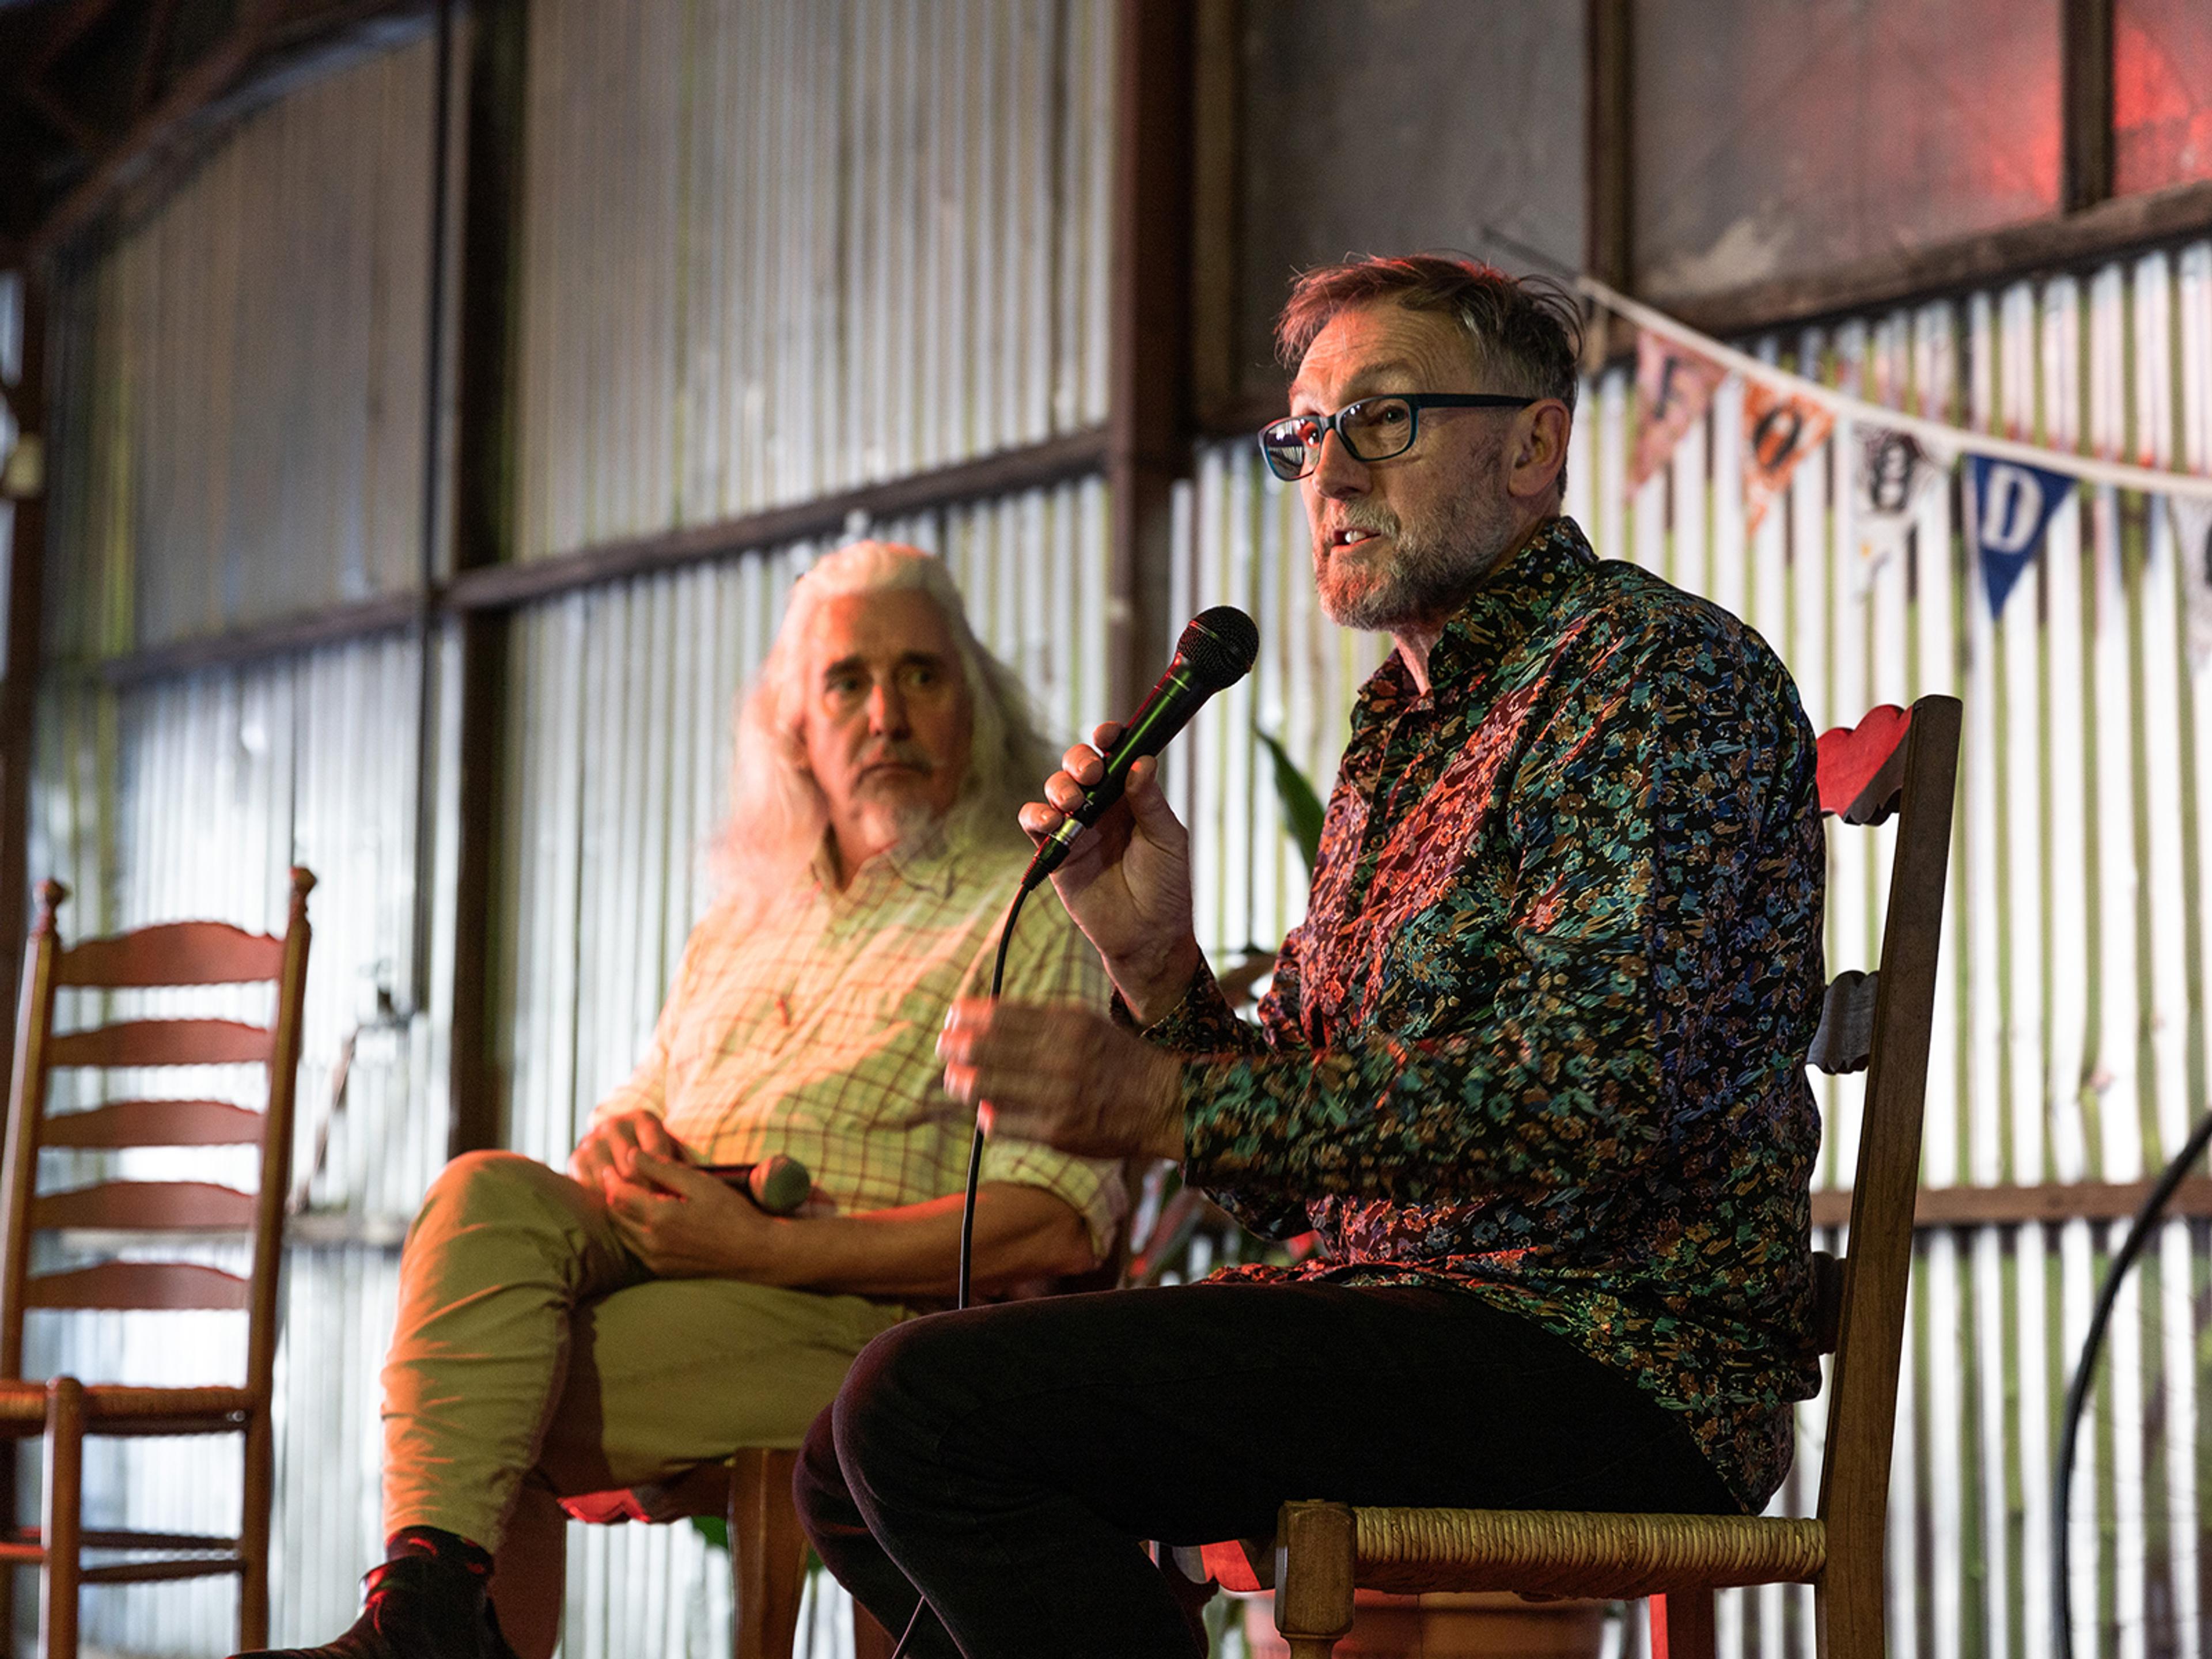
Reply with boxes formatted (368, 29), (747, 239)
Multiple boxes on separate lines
(858, 742), (937, 774)
(1321, 506), (1400, 539)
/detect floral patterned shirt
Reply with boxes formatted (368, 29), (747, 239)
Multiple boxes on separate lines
(1147, 516), (1826, 1513)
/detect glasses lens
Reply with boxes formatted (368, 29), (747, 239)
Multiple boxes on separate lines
(1259, 416), (1320, 481)
(1336, 397), (1415, 463)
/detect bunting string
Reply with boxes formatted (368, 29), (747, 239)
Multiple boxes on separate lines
(1580, 275), (2212, 504)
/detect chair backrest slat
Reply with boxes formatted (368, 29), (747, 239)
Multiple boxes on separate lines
(0, 869), (313, 1394)
(56, 923), (285, 988)
(1807, 970), (1880, 1075)
(26, 1261), (252, 1312)
(47, 1020), (275, 1069)
(1816, 703), (1913, 824)
(1811, 698), (1961, 1566)
(32, 1181), (258, 1232)
(41, 1099), (265, 1147)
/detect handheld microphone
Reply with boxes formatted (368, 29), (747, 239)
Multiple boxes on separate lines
(1020, 605), (1260, 892)
(698, 1154), (812, 1215)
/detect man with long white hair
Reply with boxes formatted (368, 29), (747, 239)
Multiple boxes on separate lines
(249, 541), (1120, 1659)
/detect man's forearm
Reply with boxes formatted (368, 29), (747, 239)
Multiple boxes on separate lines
(742, 1181), (1097, 1298)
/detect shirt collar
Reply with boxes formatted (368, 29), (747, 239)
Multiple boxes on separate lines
(809, 818), (965, 903)
(1359, 516), (1596, 715)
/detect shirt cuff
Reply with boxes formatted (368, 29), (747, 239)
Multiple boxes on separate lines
(1113, 957), (1249, 1052)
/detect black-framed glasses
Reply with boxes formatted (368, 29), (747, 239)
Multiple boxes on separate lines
(1256, 393), (1537, 482)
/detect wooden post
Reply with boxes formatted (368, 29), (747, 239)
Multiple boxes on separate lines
(446, 0), (528, 1159)
(1188, 0), (1243, 436)
(1584, 0), (1634, 368)
(1107, 0), (1198, 717)
(2061, 0), (2115, 214)
(0, 268), (50, 1136)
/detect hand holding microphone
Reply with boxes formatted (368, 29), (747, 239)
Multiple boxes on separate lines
(1020, 607), (1260, 889)
(1014, 605), (1258, 1027)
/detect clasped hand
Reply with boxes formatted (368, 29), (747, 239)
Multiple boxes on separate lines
(570, 1110), (782, 1278)
(937, 998), (1187, 1161)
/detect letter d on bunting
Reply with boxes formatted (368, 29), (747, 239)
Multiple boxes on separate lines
(1967, 455), (2074, 619)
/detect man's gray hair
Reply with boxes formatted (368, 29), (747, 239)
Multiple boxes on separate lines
(717, 540), (1055, 911)
(1275, 253), (1582, 412)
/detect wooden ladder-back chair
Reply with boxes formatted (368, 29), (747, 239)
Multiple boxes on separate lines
(0, 869), (314, 1659)
(1227, 695), (1961, 1659)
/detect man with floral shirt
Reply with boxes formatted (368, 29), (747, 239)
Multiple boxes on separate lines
(798, 257), (1828, 1659)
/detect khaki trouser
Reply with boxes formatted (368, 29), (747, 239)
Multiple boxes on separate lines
(381, 1152), (905, 1656)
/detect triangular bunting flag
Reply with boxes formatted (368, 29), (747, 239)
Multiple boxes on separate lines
(1630, 330), (1725, 490)
(1853, 426), (1954, 585)
(2170, 494), (2212, 666)
(1966, 455), (2073, 618)
(1743, 382), (1835, 533)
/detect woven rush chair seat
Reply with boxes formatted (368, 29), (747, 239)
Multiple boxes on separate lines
(1298, 1502), (1825, 1600)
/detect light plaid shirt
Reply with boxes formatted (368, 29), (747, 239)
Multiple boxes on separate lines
(591, 828), (1124, 1255)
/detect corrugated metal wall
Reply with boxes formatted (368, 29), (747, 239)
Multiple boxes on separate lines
(43, 29), (446, 654)
(512, 0), (1115, 563)
(28, 23), (461, 1656)
(498, 475), (1109, 1652)
(1177, 244), (2212, 1659)
(33, 2), (1122, 1653)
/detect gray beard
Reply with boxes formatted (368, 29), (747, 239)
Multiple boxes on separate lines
(1315, 461), (1520, 632)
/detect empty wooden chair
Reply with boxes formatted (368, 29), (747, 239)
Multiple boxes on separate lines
(1203, 696), (1959, 1659)
(0, 870), (314, 1658)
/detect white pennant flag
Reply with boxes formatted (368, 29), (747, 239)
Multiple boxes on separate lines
(2171, 494), (2212, 668)
(1854, 427), (1954, 585)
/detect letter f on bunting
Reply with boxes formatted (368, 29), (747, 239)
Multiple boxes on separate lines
(1629, 330), (1726, 491)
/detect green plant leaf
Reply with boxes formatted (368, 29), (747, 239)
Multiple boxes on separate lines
(1255, 728), (1324, 875)
(692, 1514), (729, 1550)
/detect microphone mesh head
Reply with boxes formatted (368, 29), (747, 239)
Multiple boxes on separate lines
(1177, 606), (1260, 690)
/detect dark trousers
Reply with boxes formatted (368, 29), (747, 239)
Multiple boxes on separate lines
(795, 1279), (1738, 1659)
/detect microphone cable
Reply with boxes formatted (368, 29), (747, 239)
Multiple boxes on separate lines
(886, 879), (1031, 1659)
(2052, 1100), (2212, 1659)
(881, 604), (1249, 1656)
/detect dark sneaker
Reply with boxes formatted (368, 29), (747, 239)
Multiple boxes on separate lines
(230, 1555), (519, 1659)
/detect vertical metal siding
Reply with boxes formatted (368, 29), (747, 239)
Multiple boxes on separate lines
(1180, 245), (2212, 1659)
(513, 0), (1115, 564)
(498, 477), (1108, 1657)
(44, 32), (443, 657)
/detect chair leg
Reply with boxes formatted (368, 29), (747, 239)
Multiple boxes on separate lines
(729, 1449), (809, 1659)
(1273, 1502), (1354, 1659)
(40, 1380), (83, 1659)
(0, 1440), (17, 1658)
(1650, 1591), (1717, 1659)
(1815, 1554), (1882, 1659)
(851, 1606), (897, 1659)
(239, 1410), (273, 1651)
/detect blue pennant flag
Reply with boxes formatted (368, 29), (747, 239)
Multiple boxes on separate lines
(1967, 455), (2074, 618)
